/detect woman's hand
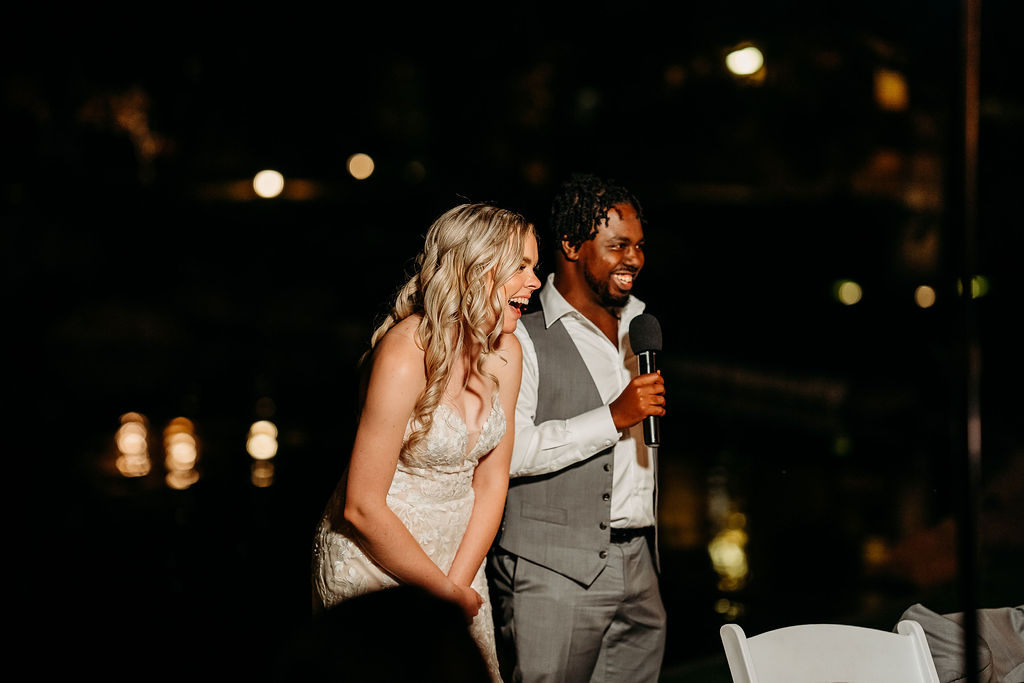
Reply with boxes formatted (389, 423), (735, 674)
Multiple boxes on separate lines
(450, 583), (484, 622)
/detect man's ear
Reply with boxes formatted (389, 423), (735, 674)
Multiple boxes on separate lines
(560, 238), (580, 262)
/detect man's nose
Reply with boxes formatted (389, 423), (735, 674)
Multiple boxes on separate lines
(623, 245), (643, 267)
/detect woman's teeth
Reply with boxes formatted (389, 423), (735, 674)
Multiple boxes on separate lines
(508, 297), (529, 312)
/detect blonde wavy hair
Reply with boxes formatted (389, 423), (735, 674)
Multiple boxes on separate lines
(364, 203), (534, 452)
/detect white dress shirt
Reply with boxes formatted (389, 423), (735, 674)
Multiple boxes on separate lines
(511, 273), (657, 529)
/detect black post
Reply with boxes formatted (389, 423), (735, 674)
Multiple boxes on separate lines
(954, 1), (982, 681)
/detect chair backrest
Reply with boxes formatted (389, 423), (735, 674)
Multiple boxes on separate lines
(719, 619), (941, 683)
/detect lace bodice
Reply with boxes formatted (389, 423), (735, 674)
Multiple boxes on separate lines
(312, 393), (506, 681)
(389, 396), (505, 500)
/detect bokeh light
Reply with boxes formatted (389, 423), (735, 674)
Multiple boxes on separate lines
(247, 419), (279, 487)
(914, 285), (936, 308)
(253, 169), (285, 198)
(115, 412), (151, 477)
(957, 274), (991, 299)
(715, 597), (745, 621)
(874, 68), (909, 111)
(247, 420), (279, 461)
(708, 522), (750, 592)
(163, 417), (200, 489)
(725, 45), (764, 76)
(834, 280), (863, 306)
(252, 460), (275, 488)
(347, 153), (375, 180)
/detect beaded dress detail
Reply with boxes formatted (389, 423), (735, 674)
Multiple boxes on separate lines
(312, 394), (506, 682)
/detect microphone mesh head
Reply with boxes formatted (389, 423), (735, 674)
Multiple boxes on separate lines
(628, 313), (662, 353)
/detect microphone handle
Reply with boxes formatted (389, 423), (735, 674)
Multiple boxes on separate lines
(637, 350), (660, 447)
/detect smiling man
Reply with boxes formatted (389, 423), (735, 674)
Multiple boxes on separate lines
(488, 173), (668, 683)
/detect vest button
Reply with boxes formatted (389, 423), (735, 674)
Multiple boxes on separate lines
(602, 492), (610, 501)
(599, 522), (608, 530)
(599, 550), (608, 559)
(603, 463), (611, 472)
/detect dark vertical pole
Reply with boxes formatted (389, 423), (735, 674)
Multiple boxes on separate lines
(956, 0), (982, 681)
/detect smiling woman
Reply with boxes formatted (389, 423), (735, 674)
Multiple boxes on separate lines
(499, 233), (541, 332)
(310, 203), (539, 683)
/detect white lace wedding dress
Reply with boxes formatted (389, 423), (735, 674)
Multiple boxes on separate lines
(312, 395), (505, 682)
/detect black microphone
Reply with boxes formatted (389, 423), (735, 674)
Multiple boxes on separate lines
(628, 313), (662, 447)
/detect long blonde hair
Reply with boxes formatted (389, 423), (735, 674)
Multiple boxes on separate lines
(365, 203), (534, 451)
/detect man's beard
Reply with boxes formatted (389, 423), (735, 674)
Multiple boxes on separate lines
(585, 267), (630, 308)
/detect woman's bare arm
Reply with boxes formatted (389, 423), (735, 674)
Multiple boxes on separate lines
(447, 332), (522, 588)
(343, 321), (481, 618)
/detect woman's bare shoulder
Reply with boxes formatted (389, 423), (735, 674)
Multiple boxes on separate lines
(495, 331), (522, 355)
(370, 316), (426, 380)
(382, 314), (420, 340)
(488, 332), (523, 380)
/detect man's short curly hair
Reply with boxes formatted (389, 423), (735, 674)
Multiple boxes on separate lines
(550, 172), (646, 251)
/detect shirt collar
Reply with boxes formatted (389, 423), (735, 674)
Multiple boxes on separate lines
(539, 272), (646, 329)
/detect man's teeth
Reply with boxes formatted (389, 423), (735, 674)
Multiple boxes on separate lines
(613, 273), (634, 286)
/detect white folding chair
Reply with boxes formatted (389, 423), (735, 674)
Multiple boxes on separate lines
(719, 619), (941, 683)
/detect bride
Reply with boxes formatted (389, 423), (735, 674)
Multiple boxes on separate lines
(311, 203), (541, 682)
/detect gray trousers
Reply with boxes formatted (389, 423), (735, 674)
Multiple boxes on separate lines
(489, 535), (666, 683)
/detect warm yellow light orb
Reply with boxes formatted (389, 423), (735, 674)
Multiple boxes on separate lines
(726, 46), (764, 76)
(247, 433), (279, 461)
(836, 280), (863, 306)
(347, 153), (375, 180)
(253, 169), (285, 198)
(250, 420), (278, 438)
(914, 285), (936, 308)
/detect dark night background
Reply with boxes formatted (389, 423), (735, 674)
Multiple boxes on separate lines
(5, 2), (1022, 680)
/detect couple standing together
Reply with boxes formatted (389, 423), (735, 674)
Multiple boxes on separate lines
(311, 173), (668, 682)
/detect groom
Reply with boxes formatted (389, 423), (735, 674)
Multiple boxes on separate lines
(488, 172), (667, 682)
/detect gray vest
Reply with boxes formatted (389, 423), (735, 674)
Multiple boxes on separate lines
(496, 311), (616, 586)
